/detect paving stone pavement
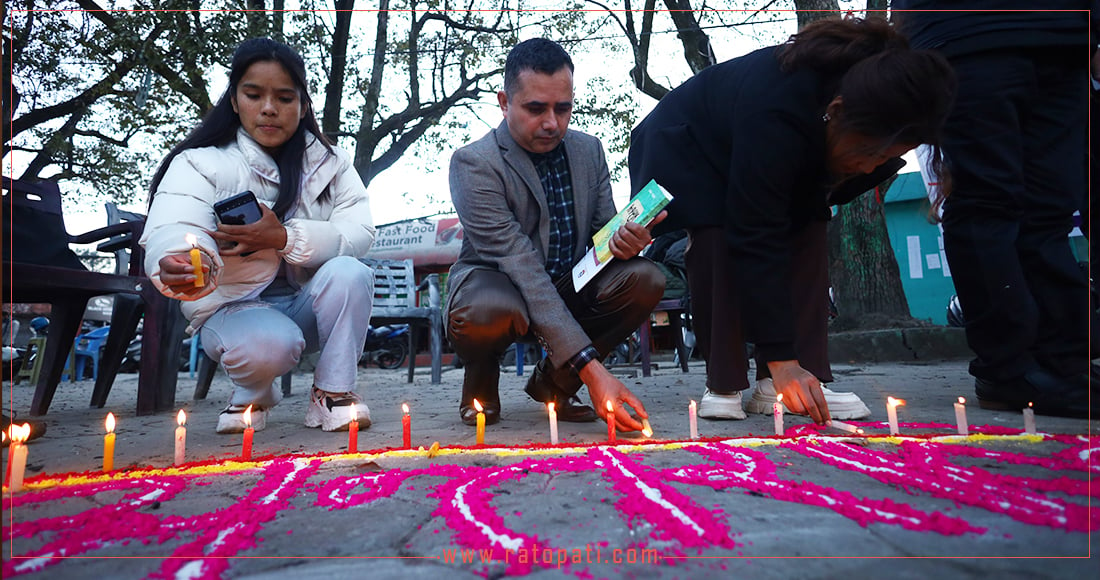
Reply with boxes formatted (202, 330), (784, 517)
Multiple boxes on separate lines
(3, 353), (1096, 579)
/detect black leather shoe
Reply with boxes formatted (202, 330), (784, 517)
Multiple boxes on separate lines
(2, 413), (47, 442)
(460, 400), (500, 426)
(524, 367), (598, 422)
(975, 368), (1092, 419)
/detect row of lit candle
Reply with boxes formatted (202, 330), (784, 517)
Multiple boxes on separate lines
(4, 395), (1041, 493)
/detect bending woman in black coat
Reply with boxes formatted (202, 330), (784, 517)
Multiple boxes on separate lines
(629, 17), (956, 424)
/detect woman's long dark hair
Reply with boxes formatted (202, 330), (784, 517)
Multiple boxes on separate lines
(779, 17), (957, 216)
(148, 38), (334, 219)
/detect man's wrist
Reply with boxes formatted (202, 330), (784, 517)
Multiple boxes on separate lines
(567, 345), (600, 375)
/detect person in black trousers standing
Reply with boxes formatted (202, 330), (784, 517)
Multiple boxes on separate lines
(893, 2), (1095, 417)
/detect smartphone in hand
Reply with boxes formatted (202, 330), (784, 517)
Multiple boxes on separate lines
(213, 191), (263, 225)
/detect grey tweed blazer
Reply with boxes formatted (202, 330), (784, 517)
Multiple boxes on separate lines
(446, 120), (617, 367)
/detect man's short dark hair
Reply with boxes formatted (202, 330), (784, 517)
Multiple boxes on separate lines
(503, 38), (574, 97)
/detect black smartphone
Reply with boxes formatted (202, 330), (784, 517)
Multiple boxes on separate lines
(213, 191), (263, 225)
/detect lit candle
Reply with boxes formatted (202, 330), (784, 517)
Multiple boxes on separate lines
(548, 402), (559, 445)
(402, 403), (412, 449)
(185, 233), (204, 287)
(641, 418), (653, 438)
(954, 397), (969, 436)
(103, 412), (116, 472)
(6, 424), (30, 492)
(605, 400), (617, 442)
(1023, 402), (1036, 435)
(688, 399), (698, 440)
(174, 409), (187, 466)
(887, 396), (905, 436)
(347, 407), (359, 453)
(828, 419), (864, 435)
(773, 393), (785, 436)
(242, 404), (254, 459)
(473, 399), (485, 445)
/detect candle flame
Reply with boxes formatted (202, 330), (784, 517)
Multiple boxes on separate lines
(1028, 401), (1033, 409)
(472, 399), (483, 413)
(957, 397), (966, 405)
(105, 412), (116, 434)
(888, 396), (906, 407)
(402, 402), (410, 415)
(185, 233), (197, 246)
(350, 406), (357, 422)
(856, 428), (865, 434)
(641, 419), (653, 438)
(776, 393), (783, 403)
(11, 423), (30, 444)
(244, 405), (253, 427)
(605, 400), (614, 413)
(177, 409), (186, 426)
(689, 399), (696, 408)
(547, 402), (555, 413)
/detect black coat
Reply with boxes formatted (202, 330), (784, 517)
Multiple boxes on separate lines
(628, 45), (902, 362)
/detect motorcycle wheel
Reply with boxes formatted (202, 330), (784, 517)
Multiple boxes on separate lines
(376, 339), (409, 370)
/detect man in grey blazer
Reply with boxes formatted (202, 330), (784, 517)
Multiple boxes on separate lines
(446, 38), (665, 431)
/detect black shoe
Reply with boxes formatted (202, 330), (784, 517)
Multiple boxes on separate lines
(975, 368), (1092, 419)
(2, 412), (47, 442)
(460, 401), (501, 426)
(524, 365), (598, 423)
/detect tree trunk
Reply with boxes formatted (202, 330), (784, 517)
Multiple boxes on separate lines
(321, 0), (354, 137)
(827, 181), (917, 330)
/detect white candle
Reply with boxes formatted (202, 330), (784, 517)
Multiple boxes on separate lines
(773, 393), (784, 436)
(6, 424), (30, 492)
(688, 400), (698, 439)
(174, 409), (187, 466)
(954, 397), (969, 436)
(887, 396), (905, 436)
(1023, 402), (1036, 435)
(827, 419), (864, 435)
(548, 402), (559, 445)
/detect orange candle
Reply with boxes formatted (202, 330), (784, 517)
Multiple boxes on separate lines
(605, 400), (616, 442)
(347, 407), (359, 453)
(242, 405), (254, 460)
(174, 409), (187, 466)
(186, 234), (204, 287)
(103, 412), (116, 472)
(402, 403), (411, 449)
(473, 399), (485, 445)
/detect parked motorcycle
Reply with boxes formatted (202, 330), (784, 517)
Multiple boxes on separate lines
(118, 330), (193, 373)
(361, 324), (410, 370)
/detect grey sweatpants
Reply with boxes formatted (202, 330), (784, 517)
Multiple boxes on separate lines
(199, 256), (374, 408)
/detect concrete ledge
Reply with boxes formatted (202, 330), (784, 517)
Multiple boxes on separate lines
(828, 326), (971, 363)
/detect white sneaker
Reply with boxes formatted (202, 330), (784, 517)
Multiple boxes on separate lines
(305, 387), (371, 432)
(745, 378), (871, 420)
(698, 389), (747, 420)
(216, 404), (268, 434)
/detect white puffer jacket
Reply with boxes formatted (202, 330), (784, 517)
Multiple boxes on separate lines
(140, 128), (376, 334)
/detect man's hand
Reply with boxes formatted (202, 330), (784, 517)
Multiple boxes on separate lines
(158, 253), (211, 298)
(211, 203), (288, 256)
(608, 210), (667, 260)
(580, 359), (648, 432)
(767, 359), (830, 425)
